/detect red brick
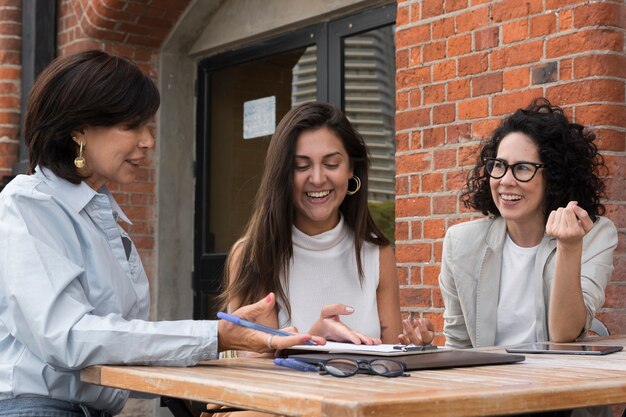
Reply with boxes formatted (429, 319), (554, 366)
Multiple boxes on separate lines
(409, 3), (421, 23)
(433, 194), (456, 214)
(397, 91), (409, 111)
(574, 3), (624, 29)
(397, 5), (410, 26)
(409, 47), (422, 67)
(446, 169), (468, 190)
(458, 144), (481, 166)
(503, 67), (530, 90)
(432, 17), (455, 39)
(546, 79), (625, 106)
(447, 34), (471, 57)
(397, 67), (431, 88)
(411, 220), (423, 240)
(423, 127), (446, 148)
(604, 282), (626, 309)
(422, 0), (444, 19)
(472, 118), (502, 139)
(423, 265), (441, 286)
(492, 0), (542, 23)
(575, 104), (626, 129)
(433, 60), (456, 82)
(546, 29), (623, 58)
(604, 176), (626, 201)
(433, 103), (455, 125)
(396, 221), (409, 241)
(0, 81), (18, 95)
(559, 58), (573, 81)
(491, 40), (543, 69)
(396, 24), (431, 49)
(421, 172), (444, 193)
(558, 8), (574, 31)
(433, 148), (457, 170)
(0, 67), (20, 80)
(574, 54), (626, 79)
(409, 89), (422, 108)
(492, 88), (543, 116)
(502, 19), (529, 44)
(594, 129), (625, 153)
(396, 48), (409, 69)
(472, 72), (503, 97)
(424, 218), (445, 239)
(447, 78), (470, 101)
(423, 40), (446, 62)
(397, 152), (432, 173)
(0, 111), (19, 125)
(399, 286), (433, 306)
(446, 123), (471, 144)
(423, 84), (445, 105)
(396, 197), (431, 218)
(396, 175), (409, 195)
(458, 53), (489, 77)
(396, 108), (430, 130)
(456, 7), (490, 33)
(446, 0), (467, 13)
(474, 27), (498, 51)
(530, 13), (557, 38)
(410, 175), (421, 194)
(458, 97), (489, 120)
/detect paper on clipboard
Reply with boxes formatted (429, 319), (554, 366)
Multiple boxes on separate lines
(288, 341), (446, 356)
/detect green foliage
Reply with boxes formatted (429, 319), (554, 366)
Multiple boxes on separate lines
(368, 200), (395, 245)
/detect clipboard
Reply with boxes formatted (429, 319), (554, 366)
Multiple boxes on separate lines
(283, 341), (445, 357)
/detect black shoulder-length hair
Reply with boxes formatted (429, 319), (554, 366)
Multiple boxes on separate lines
(220, 102), (389, 318)
(25, 50), (160, 183)
(462, 97), (607, 222)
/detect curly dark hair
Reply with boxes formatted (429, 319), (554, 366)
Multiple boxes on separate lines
(462, 97), (607, 222)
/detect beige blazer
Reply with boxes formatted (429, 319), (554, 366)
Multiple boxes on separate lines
(439, 216), (618, 349)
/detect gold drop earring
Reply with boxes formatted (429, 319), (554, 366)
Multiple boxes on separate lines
(74, 139), (86, 168)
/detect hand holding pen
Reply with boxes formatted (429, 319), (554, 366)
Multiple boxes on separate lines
(217, 293), (325, 353)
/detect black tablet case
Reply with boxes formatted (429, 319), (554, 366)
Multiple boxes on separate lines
(288, 349), (525, 371)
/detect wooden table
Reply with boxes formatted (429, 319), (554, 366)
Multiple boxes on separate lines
(81, 336), (626, 417)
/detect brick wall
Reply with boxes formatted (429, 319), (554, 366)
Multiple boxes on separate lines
(395, 0), (626, 346)
(0, 0), (21, 180)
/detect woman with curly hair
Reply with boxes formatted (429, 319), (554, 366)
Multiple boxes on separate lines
(440, 98), (617, 351)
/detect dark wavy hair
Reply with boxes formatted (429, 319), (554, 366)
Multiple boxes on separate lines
(25, 50), (160, 183)
(220, 102), (389, 318)
(462, 98), (607, 222)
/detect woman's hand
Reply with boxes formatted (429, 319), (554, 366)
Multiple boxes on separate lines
(218, 293), (325, 352)
(397, 317), (435, 346)
(546, 201), (594, 247)
(308, 304), (381, 345)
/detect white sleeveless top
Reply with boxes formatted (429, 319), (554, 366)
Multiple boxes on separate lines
(277, 216), (381, 338)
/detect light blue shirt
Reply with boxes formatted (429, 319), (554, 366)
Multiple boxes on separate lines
(0, 167), (218, 413)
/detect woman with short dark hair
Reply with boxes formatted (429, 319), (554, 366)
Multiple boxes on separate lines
(441, 98), (617, 351)
(0, 50), (318, 417)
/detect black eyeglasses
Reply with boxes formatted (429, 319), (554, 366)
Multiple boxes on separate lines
(318, 358), (408, 378)
(483, 158), (546, 182)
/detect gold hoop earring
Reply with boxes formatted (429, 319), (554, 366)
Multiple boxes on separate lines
(74, 139), (86, 168)
(346, 175), (361, 195)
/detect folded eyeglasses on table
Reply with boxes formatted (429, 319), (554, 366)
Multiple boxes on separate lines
(274, 357), (410, 377)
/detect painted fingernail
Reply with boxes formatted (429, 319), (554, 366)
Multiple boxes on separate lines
(266, 294), (272, 303)
(345, 306), (354, 313)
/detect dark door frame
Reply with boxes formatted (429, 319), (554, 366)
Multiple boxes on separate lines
(193, 4), (396, 319)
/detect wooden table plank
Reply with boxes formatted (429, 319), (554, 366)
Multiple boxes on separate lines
(81, 336), (626, 417)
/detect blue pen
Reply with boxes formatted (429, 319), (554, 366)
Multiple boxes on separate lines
(274, 358), (318, 372)
(217, 312), (317, 345)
